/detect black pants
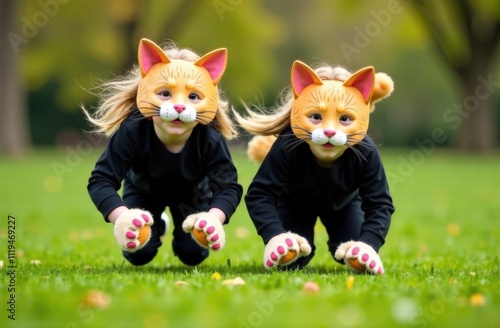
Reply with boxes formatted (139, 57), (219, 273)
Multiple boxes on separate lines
(120, 183), (209, 266)
(277, 194), (363, 269)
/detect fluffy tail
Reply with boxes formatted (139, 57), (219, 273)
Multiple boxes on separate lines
(247, 135), (277, 164)
(370, 72), (394, 112)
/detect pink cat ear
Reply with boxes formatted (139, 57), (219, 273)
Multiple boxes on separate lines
(195, 48), (228, 85)
(138, 38), (171, 77)
(343, 66), (375, 103)
(291, 61), (323, 98)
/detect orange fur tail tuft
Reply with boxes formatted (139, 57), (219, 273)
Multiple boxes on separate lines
(247, 135), (277, 164)
(370, 72), (394, 112)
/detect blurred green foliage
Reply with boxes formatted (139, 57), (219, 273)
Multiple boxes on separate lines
(16, 0), (500, 146)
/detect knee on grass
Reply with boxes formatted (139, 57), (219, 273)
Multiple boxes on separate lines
(122, 248), (158, 266)
(172, 236), (210, 265)
(175, 248), (209, 266)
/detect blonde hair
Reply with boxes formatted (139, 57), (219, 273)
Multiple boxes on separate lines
(82, 42), (238, 140)
(234, 65), (352, 136)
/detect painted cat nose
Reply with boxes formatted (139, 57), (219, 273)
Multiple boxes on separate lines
(323, 130), (336, 138)
(173, 104), (185, 113)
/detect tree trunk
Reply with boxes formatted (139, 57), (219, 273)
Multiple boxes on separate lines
(452, 49), (499, 152)
(0, 0), (31, 155)
(452, 77), (498, 152)
(411, 0), (500, 152)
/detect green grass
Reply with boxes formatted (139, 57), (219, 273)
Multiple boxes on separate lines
(1, 145), (499, 328)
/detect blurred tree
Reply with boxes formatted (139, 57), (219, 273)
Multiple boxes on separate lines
(137, 0), (285, 104)
(108, 0), (144, 69)
(266, 0), (456, 146)
(0, 0), (31, 155)
(411, 0), (500, 151)
(15, 0), (284, 147)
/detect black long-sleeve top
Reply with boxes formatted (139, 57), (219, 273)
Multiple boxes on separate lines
(88, 111), (242, 222)
(245, 127), (394, 251)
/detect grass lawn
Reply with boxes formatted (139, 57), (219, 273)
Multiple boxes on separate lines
(0, 144), (499, 328)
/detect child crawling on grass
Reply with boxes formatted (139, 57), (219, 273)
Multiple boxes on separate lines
(83, 38), (242, 266)
(234, 60), (395, 274)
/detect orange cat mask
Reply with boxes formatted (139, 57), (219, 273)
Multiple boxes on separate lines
(136, 38), (227, 125)
(290, 61), (377, 163)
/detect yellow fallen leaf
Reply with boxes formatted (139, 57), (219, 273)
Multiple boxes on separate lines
(222, 277), (245, 286)
(81, 291), (111, 309)
(175, 280), (189, 286)
(235, 227), (249, 239)
(346, 276), (355, 290)
(469, 293), (486, 307)
(81, 230), (94, 240)
(212, 272), (221, 280)
(446, 223), (460, 236)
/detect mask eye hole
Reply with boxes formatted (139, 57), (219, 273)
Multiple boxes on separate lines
(339, 115), (353, 126)
(188, 92), (202, 103)
(308, 113), (322, 124)
(157, 90), (172, 100)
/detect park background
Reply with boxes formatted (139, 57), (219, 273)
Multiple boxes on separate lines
(0, 0), (499, 327)
(1, 0), (500, 152)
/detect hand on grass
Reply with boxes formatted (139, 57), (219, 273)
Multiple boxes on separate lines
(263, 232), (311, 269)
(334, 241), (384, 275)
(182, 212), (225, 251)
(113, 209), (153, 252)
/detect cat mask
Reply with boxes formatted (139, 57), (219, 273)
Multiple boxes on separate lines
(136, 38), (227, 125)
(290, 61), (378, 162)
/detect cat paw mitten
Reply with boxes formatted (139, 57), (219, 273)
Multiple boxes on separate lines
(182, 212), (225, 251)
(334, 241), (384, 275)
(263, 232), (312, 269)
(114, 209), (154, 252)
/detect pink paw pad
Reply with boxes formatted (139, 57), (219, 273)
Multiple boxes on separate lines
(198, 220), (207, 229)
(126, 242), (136, 249)
(277, 246), (285, 254)
(132, 219), (142, 228)
(352, 247), (360, 255)
(361, 254), (369, 262)
(266, 260), (274, 267)
(210, 234), (219, 241)
(270, 252), (278, 260)
(369, 260), (376, 269)
(126, 231), (136, 239)
(141, 214), (150, 223)
(285, 238), (293, 247)
(212, 243), (221, 250)
(377, 268), (383, 275)
(207, 226), (215, 234)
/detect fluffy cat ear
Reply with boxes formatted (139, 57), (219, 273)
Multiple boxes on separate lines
(138, 38), (171, 77)
(195, 48), (228, 85)
(343, 66), (375, 104)
(291, 61), (323, 98)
